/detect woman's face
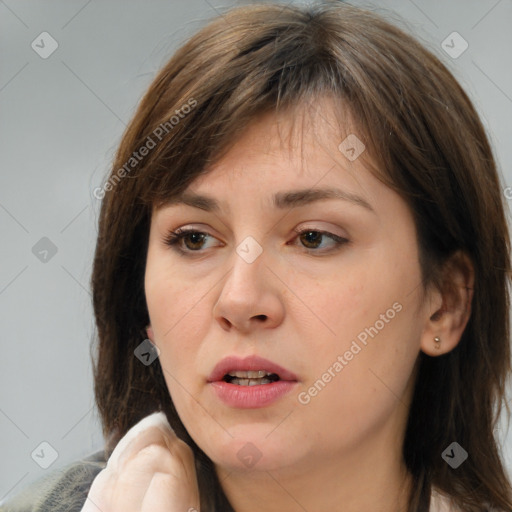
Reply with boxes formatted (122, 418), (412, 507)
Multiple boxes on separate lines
(145, 100), (433, 475)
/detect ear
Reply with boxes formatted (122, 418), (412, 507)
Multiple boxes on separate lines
(146, 324), (155, 342)
(420, 250), (474, 356)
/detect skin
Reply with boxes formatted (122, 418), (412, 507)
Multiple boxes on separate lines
(143, 98), (474, 512)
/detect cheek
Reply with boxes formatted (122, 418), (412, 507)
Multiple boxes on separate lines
(148, 295), (209, 419)
(286, 260), (392, 359)
(293, 253), (423, 428)
(145, 261), (209, 375)
(301, 310), (420, 463)
(294, 317), (420, 451)
(146, 248), (199, 328)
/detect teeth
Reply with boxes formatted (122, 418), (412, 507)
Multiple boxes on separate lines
(230, 377), (273, 386)
(228, 370), (269, 378)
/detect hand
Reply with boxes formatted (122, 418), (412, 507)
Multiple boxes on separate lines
(80, 412), (200, 512)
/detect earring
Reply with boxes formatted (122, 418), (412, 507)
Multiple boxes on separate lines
(434, 336), (441, 349)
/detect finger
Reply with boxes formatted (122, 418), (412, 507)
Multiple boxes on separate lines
(162, 433), (198, 482)
(141, 472), (199, 512)
(110, 443), (187, 512)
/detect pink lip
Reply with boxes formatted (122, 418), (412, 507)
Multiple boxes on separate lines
(207, 355), (298, 383)
(207, 355), (298, 409)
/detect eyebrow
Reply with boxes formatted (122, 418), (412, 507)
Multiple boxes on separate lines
(163, 187), (375, 214)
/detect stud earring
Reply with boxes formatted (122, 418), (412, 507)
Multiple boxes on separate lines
(434, 336), (441, 349)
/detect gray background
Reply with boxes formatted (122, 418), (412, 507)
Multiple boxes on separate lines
(1, 0), (512, 502)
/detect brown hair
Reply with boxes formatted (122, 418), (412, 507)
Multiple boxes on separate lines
(90, 2), (512, 510)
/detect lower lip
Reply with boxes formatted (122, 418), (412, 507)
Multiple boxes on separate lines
(209, 380), (298, 408)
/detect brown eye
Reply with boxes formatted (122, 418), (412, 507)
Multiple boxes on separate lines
(292, 228), (349, 253)
(163, 229), (214, 253)
(163, 227), (349, 256)
(181, 232), (207, 250)
(299, 230), (324, 249)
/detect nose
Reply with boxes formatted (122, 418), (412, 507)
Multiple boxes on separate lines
(212, 245), (285, 333)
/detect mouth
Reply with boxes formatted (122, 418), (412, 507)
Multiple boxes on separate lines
(222, 370), (281, 386)
(207, 355), (298, 384)
(207, 355), (298, 408)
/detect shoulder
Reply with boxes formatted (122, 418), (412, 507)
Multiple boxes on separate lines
(0, 450), (107, 512)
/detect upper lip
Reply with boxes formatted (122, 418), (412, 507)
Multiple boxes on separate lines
(207, 355), (298, 382)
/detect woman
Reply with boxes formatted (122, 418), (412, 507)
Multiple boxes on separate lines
(3, 2), (511, 511)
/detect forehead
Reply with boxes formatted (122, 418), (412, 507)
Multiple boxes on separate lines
(150, 95), (404, 227)
(161, 98), (374, 203)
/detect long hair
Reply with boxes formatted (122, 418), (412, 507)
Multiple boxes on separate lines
(90, 2), (512, 510)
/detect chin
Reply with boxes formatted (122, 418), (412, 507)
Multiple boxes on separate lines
(198, 429), (302, 473)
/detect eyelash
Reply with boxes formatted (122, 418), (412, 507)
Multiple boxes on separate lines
(162, 227), (349, 256)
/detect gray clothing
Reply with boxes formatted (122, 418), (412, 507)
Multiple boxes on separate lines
(0, 450), (107, 512)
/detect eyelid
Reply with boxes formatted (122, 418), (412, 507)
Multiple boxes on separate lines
(293, 223), (348, 239)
